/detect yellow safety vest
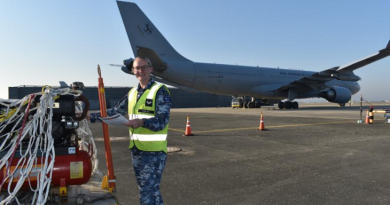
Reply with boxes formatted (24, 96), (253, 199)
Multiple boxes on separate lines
(128, 83), (170, 153)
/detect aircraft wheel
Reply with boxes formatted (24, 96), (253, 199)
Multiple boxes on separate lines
(339, 103), (345, 107)
(248, 102), (255, 108)
(284, 101), (292, 109)
(255, 102), (261, 108)
(243, 102), (248, 108)
(292, 101), (299, 109)
(278, 102), (284, 109)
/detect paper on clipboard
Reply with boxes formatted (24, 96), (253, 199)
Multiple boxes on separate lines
(99, 114), (128, 126)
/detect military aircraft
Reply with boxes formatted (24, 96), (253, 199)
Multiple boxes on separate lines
(116, 1), (390, 109)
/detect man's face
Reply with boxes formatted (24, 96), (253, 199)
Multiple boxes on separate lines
(132, 59), (153, 82)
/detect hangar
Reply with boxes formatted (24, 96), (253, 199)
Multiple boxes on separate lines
(8, 85), (231, 109)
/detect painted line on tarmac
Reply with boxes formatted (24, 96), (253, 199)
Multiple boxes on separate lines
(169, 128), (184, 132)
(169, 120), (354, 134)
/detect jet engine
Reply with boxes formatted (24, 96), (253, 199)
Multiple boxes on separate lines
(320, 86), (351, 104)
(121, 58), (134, 74)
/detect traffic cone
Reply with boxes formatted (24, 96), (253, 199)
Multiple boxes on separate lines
(365, 109), (369, 124)
(183, 114), (194, 136)
(257, 112), (267, 131)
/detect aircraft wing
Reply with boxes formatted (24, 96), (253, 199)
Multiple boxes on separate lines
(276, 67), (338, 92)
(277, 40), (390, 92)
(337, 40), (390, 72)
(152, 75), (200, 93)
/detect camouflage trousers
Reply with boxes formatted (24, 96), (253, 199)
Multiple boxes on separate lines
(131, 148), (167, 205)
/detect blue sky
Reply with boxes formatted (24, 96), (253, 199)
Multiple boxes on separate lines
(1, 0), (389, 101)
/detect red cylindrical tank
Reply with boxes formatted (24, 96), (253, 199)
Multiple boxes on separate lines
(0, 150), (92, 189)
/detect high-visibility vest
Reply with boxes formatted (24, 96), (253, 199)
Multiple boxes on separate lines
(128, 83), (170, 153)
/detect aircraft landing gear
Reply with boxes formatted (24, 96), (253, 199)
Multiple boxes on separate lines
(338, 103), (345, 107)
(242, 98), (262, 109)
(292, 101), (299, 109)
(278, 102), (284, 109)
(278, 101), (299, 109)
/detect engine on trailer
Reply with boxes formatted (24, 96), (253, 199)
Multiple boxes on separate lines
(0, 82), (97, 204)
(34, 94), (89, 147)
(0, 88), (89, 149)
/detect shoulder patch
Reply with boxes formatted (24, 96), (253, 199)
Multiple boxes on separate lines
(145, 99), (153, 107)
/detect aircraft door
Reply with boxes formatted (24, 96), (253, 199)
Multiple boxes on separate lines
(258, 69), (265, 83)
(195, 64), (203, 80)
(193, 64), (204, 89)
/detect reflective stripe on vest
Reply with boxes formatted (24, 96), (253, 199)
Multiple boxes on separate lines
(130, 134), (167, 141)
(128, 83), (170, 153)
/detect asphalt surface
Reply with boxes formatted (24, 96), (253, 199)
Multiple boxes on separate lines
(90, 104), (390, 205)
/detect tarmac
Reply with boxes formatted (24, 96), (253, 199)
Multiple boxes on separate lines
(90, 103), (390, 205)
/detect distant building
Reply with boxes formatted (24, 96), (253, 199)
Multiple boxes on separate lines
(8, 85), (231, 109)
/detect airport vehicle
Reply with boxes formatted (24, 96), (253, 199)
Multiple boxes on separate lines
(231, 98), (242, 109)
(116, 1), (390, 109)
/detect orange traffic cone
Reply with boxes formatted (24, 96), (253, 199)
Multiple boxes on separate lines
(183, 114), (194, 136)
(257, 112), (267, 131)
(365, 109), (369, 124)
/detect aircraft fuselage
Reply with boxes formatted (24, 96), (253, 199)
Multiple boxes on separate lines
(156, 61), (360, 100)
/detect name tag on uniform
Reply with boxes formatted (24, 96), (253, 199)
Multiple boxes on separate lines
(145, 99), (153, 107)
(138, 109), (155, 114)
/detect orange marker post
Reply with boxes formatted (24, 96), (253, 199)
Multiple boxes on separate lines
(97, 65), (116, 192)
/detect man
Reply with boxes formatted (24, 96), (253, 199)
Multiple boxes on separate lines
(89, 56), (171, 205)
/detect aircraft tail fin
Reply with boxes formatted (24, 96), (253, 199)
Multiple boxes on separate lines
(117, 1), (191, 62)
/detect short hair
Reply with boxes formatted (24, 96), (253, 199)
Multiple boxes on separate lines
(134, 56), (152, 66)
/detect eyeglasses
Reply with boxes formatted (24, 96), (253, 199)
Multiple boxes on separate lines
(132, 65), (150, 71)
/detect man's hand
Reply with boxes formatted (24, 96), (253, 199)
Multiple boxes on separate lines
(86, 113), (91, 121)
(124, 119), (144, 128)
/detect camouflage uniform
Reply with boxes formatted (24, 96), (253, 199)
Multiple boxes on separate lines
(90, 79), (171, 205)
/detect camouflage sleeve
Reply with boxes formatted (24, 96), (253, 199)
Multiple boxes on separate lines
(143, 87), (171, 131)
(90, 94), (129, 123)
